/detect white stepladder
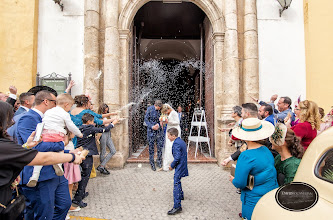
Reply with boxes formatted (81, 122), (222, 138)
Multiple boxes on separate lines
(187, 108), (211, 158)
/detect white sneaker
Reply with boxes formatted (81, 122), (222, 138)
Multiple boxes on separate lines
(68, 206), (81, 212)
(26, 174), (39, 187)
(53, 164), (64, 176)
(66, 214), (70, 220)
(26, 179), (38, 187)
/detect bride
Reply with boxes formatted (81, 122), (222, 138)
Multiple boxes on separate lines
(160, 104), (181, 171)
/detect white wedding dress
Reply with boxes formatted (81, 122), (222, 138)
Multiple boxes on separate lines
(162, 109), (181, 171)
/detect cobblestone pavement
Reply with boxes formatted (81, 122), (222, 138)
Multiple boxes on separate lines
(71, 163), (242, 220)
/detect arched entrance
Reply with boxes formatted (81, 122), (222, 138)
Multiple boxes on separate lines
(97, 0), (257, 167)
(122, 0), (221, 160)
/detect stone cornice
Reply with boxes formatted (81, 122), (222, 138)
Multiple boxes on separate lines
(118, 29), (131, 41)
(212, 32), (225, 45)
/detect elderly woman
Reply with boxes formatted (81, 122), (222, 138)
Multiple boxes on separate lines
(270, 123), (304, 186)
(230, 118), (278, 220)
(288, 100), (321, 151)
(0, 101), (83, 220)
(160, 104), (181, 171)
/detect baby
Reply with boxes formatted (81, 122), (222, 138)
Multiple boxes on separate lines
(27, 93), (83, 187)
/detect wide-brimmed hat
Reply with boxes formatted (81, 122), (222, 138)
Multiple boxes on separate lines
(232, 118), (275, 141)
(269, 123), (287, 146)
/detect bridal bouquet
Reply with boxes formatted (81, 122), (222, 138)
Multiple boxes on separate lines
(159, 114), (168, 122)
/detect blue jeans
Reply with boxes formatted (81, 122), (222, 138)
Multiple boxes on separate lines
(99, 131), (116, 167)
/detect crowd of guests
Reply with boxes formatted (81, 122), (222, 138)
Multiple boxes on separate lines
(220, 94), (331, 220)
(1, 84), (332, 220)
(0, 83), (119, 220)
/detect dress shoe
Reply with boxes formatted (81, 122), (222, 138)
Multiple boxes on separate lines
(82, 192), (89, 200)
(167, 207), (182, 215)
(97, 165), (104, 173)
(100, 167), (110, 175)
(151, 164), (156, 171)
(72, 200), (87, 208)
(103, 167), (110, 175)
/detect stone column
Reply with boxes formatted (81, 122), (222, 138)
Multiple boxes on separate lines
(84, 0), (100, 107)
(118, 29), (131, 159)
(243, 0), (259, 102)
(216, 0), (240, 165)
(212, 33), (225, 165)
(222, 0), (240, 114)
(103, 0), (126, 168)
(104, 0), (120, 110)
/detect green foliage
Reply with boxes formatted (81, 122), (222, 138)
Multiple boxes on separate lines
(323, 165), (333, 181)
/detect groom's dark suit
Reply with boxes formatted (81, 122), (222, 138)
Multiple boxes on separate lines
(144, 105), (164, 167)
(170, 137), (188, 209)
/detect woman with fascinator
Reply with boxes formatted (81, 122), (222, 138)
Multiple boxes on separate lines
(160, 104), (181, 171)
(270, 123), (304, 186)
(230, 118), (278, 220)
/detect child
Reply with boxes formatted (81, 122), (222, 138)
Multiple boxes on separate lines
(97, 103), (117, 175)
(72, 113), (118, 208)
(63, 130), (82, 214)
(166, 127), (188, 215)
(27, 93), (83, 187)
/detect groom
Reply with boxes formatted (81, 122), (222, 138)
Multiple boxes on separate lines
(144, 100), (164, 171)
(167, 128), (188, 215)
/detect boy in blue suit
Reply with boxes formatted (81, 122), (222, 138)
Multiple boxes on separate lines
(167, 128), (188, 215)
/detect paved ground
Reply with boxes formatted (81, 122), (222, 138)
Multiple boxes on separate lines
(71, 163), (242, 220)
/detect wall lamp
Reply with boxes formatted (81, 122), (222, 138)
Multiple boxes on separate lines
(277, 0), (292, 17)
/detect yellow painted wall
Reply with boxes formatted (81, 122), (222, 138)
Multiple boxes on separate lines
(0, 0), (39, 94)
(304, 0), (333, 113)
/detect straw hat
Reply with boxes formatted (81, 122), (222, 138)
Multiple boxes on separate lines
(269, 123), (287, 146)
(232, 118), (275, 141)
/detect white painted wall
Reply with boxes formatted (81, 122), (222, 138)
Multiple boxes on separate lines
(37, 0), (84, 96)
(257, 0), (306, 106)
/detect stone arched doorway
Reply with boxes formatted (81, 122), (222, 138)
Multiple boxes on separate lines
(83, 0), (259, 167)
(117, 0), (224, 161)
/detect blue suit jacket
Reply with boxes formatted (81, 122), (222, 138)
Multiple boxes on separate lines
(16, 109), (42, 145)
(14, 106), (27, 117)
(21, 141), (65, 184)
(171, 137), (188, 178)
(265, 114), (275, 126)
(144, 105), (162, 132)
(16, 109), (67, 183)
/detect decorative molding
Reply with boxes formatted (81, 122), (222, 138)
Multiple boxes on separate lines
(119, 29), (131, 41)
(212, 32), (225, 45)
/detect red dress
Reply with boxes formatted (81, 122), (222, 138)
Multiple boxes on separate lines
(291, 121), (317, 150)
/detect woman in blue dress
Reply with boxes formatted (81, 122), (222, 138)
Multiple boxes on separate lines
(231, 118), (278, 220)
(70, 95), (116, 145)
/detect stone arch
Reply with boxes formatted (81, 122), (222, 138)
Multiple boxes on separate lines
(118, 0), (224, 34)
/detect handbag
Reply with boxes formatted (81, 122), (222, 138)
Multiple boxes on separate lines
(0, 187), (26, 220)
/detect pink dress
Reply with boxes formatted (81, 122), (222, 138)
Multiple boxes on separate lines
(63, 141), (81, 184)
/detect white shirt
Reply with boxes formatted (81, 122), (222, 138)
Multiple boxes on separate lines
(42, 106), (82, 136)
(21, 106), (30, 112)
(32, 108), (44, 118)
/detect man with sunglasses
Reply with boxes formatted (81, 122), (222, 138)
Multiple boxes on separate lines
(16, 90), (72, 220)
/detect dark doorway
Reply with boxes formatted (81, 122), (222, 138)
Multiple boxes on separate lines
(128, 1), (214, 159)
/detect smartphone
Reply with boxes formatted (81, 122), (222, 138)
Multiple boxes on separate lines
(33, 122), (45, 142)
